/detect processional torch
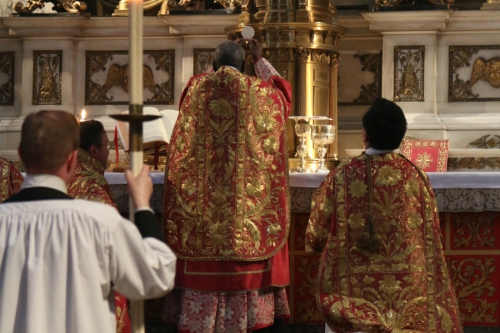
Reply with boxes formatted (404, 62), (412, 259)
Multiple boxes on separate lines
(109, 0), (159, 331)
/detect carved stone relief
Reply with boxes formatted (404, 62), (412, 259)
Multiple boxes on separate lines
(32, 50), (62, 105)
(394, 46), (424, 102)
(193, 49), (215, 75)
(0, 52), (14, 106)
(449, 45), (500, 102)
(470, 134), (500, 149)
(338, 52), (381, 105)
(85, 50), (175, 105)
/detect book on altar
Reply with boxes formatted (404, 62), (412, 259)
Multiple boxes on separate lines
(115, 107), (179, 151)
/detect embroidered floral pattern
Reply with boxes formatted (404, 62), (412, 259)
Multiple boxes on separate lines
(164, 288), (290, 333)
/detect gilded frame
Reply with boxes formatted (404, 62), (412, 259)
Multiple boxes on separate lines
(0, 51), (15, 106)
(393, 45), (425, 102)
(193, 49), (215, 75)
(85, 49), (175, 105)
(32, 50), (62, 105)
(448, 45), (500, 102)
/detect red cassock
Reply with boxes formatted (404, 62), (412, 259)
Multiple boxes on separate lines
(67, 149), (131, 333)
(163, 59), (292, 332)
(306, 153), (463, 333)
(0, 157), (23, 202)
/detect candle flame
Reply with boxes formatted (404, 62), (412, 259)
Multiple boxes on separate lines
(80, 109), (86, 122)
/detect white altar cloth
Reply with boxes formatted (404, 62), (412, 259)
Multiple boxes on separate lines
(103, 171), (500, 189)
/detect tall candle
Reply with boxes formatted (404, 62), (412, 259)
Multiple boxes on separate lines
(128, 1), (145, 333)
(129, 0), (143, 109)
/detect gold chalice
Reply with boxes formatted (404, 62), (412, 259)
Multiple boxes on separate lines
(311, 125), (335, 172)
(291, 118), (312, 173)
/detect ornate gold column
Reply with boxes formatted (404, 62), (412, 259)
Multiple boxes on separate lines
(225, 0), (345, 160)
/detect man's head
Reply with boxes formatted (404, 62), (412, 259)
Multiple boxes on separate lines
(80, 120), (110, 169)
(19, 110), (80, 178)
(213, 41), (245, 72)
(362, 98), (407, 150)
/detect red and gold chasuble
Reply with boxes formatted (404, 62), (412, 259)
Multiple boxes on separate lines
(67, 149), (131, 333)
(164, 66), (290, 263)
(163, 61), (291, 332)
(0, 157), (23, 202)
(307, 153), (463, 333)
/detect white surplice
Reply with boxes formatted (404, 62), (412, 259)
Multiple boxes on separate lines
(0, 175), (177, 333)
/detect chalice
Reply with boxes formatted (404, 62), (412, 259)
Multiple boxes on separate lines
(311, 125), (335, 172)
(291, 118), (312, 173)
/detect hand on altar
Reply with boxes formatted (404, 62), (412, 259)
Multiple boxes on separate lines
(125, 164), (153, 208)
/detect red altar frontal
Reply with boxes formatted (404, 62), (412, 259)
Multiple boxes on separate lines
(287, 211), (500, 327)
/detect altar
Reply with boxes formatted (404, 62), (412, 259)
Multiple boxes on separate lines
(106, 171), (500, 329)
(2, 0), (500, 330)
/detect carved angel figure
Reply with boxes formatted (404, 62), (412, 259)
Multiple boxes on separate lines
(103, 64), (156, 95)
(470, 57), (500, 89)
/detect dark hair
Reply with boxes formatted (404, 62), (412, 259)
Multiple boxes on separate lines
(80, 120), (105, 152)
(214, 41), (245, 70)
(362, 98), (407, 150)
(19, 110), (80, 173)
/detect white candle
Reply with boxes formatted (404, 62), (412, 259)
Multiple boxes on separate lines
(128, 2), (145, 332)
(129, 0), (143, 108)
(80, 109), (86, 122)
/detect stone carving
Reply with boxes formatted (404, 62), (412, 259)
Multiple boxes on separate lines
(85, 50), (174, 105)
(448, 158), (500, 170)
(33, 50), (62, 106)
(470, 57), (500, 89)
(449, 45), (500, 102)
(14, 0), (86, 13)
(394, 46), (424, 101)
(0, 52), (14, 106)
(193, 49), (215, 75)
(470, 134), (500, 149)
(353, 52), (381, 105)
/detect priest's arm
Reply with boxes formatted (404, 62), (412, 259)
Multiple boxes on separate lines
(254, 57), (292, 119)
(305, 171), (336, 254)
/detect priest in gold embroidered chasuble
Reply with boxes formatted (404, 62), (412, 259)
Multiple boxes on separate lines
(306, 99), (463, 333)
(163, 40), (292, 332)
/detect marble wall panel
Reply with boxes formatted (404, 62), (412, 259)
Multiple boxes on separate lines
(449, 45), (500, 102)
(85, 49), (175, 105)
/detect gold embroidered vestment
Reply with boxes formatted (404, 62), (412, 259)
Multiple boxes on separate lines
(306, 153), (463, 333)
(164, 66), (290, 261)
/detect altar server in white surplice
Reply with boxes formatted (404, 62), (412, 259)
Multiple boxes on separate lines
(0, 110), (177, 333)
